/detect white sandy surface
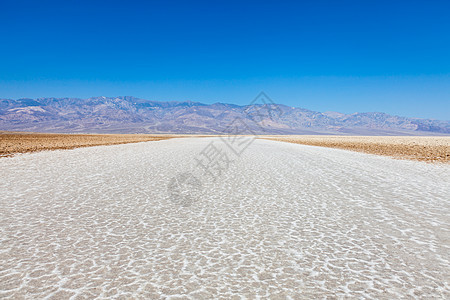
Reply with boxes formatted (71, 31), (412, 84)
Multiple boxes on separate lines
(1, 137), (449, 299)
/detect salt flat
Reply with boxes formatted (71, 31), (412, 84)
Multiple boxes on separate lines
(1, 137), (449, 299)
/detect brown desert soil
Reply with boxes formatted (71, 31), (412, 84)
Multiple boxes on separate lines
(0, 132), (175, 157)
(262, 135), (450, 163)
(2, 132), (449, 163)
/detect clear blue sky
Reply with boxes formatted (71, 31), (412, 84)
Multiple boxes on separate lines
(1, 0), (449, 120)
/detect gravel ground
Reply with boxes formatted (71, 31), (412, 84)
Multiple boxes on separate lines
(0, 132), (173, 157)
(262, 135), (450, 163)
(1, 137), (449, 298)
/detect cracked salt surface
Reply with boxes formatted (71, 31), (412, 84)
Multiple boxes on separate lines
(0, 137), (449, 299)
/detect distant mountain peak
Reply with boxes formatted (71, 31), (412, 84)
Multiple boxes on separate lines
(0, 97), (448, 135)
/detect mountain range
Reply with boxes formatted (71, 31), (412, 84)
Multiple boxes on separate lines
(1, 96), (449, 135)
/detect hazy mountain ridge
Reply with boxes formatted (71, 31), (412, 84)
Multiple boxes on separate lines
(0, 96), (449, 135)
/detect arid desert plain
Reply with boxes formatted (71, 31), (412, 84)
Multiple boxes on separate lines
(1, 134), (449, 298)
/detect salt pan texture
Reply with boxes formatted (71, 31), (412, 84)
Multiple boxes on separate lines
(1, 138), (449, 298)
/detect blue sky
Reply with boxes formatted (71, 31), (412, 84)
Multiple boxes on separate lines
(1, 0), (449, 120)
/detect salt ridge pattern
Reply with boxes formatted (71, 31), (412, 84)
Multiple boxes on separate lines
(1, 138), (449, 299)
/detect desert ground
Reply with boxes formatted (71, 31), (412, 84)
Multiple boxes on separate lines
(263, 135), (450, 163)
(1, 137), (449, 298)
(2, 132), (450, 163)
(0, 132), (174, 157)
